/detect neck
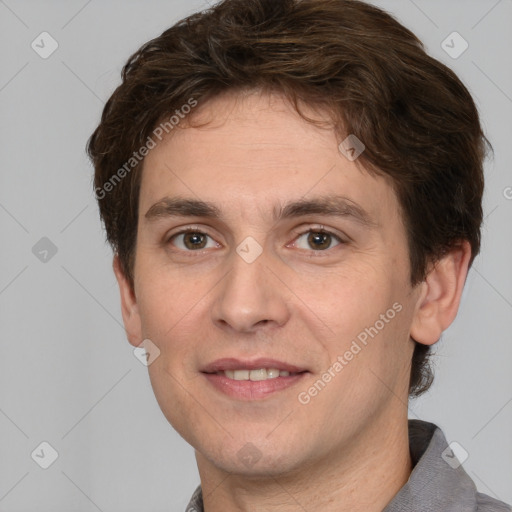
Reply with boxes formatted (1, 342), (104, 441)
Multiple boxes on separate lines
(196, 415), (412, 512)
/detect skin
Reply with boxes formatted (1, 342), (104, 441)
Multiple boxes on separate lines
(114, 90), (471, 511)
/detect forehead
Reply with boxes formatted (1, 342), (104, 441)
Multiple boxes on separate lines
(139, 91), (400, 227)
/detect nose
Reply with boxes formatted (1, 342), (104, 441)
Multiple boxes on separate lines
(211, 244), (291, 334)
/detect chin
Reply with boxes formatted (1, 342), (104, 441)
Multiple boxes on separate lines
(208, 450), (303, 477)
(195, 433), (310, 477)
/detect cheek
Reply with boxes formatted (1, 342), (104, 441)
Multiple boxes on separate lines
(134, 267), (222, 388)
(135, 261), (206, 336)
(298, 264), (412, 387)
(297, 263), (394, 333)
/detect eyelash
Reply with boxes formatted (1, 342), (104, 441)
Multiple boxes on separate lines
(166, 225), (346, 255)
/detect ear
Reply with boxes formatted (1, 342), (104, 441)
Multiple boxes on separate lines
(410, 241), (472, 346)
(113, 255), (142, 348)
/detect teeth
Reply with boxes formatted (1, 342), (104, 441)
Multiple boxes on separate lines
(233, 369), (249, 380)
(222, 368), (294, 381)
(249, 369), (268, 381)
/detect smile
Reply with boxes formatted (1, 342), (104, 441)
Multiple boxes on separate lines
(219, 368), (296, 381)
(201, 358), (309, 400)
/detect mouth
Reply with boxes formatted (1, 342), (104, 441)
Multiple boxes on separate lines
(215, 368), (299, 381)
(201, 358), (309, 400)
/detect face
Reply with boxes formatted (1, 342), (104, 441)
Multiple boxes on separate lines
(120, 90), (424, 476)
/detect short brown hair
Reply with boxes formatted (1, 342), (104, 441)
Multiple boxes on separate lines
(87, 0), (489, 397)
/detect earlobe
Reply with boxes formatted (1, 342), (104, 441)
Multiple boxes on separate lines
(410, 241), (472, 346)
(113, 255), (143, 347)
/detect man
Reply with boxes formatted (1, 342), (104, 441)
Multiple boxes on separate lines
(87, 0), (511, 510)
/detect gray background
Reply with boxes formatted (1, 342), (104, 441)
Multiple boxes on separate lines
(0, 0), (511, 510)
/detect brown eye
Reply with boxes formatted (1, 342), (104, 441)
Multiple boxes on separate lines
(183, 233), (207, 249)
(170, 231), (216, 251)
(294, 230), (341, 251)
(307, 232), (333, 250)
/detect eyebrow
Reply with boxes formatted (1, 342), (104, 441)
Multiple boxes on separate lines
(144, 195), (377, 228)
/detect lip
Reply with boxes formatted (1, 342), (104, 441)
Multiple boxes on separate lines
(201, 357), (307, 374)
(201, 358), (309, 401)
(203, 372), (308, 400)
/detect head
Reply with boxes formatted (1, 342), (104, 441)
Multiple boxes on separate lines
(88, 0), (488, 477)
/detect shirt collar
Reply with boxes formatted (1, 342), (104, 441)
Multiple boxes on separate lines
(185, 420), (509, 512)
(383, 419), (477, 511)
(186, 485), (203, 512)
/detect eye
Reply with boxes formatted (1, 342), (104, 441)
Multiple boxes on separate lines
(292, 229), (342, 251)
(167, 227), (344, 253)
(169, 230), (219, 251)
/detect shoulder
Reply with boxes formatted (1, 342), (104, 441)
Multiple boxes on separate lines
(476, 492), (512, 512)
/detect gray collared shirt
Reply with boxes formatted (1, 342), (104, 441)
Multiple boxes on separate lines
(185, 420), (511, 511)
